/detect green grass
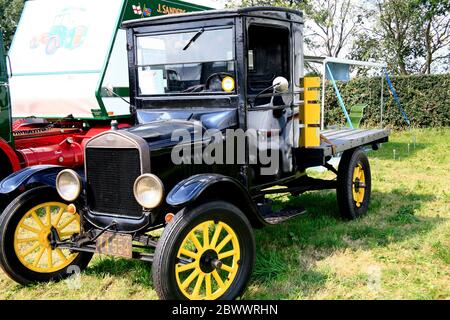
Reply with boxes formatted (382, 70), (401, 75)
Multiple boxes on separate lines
(1, 128), (449, 300)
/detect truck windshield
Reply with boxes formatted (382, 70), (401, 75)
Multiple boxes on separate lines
(136, 28), (235, 95)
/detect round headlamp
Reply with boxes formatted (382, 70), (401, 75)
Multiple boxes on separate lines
(133, 174), (164, 209)
(56, 169), (82, 202)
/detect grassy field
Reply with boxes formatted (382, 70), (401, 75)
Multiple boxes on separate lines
(0, 128), (449, 300)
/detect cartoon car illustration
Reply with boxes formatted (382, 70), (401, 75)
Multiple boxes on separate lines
(30, 7), (89, 55)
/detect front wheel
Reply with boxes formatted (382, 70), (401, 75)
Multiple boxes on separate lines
(0, 186), (93, 285)
(153, 201), (255, 300)
(337, 148), (372, 219)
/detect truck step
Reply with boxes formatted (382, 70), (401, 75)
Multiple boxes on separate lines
(257, 202), (307, 225)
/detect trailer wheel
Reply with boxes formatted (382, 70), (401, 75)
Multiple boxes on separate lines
(337, 148), (371, 219)
(0, 186), (92, 285)
(153, 201), (255, 300)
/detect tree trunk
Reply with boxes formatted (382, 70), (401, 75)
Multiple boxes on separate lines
(424, 20), (432, 75)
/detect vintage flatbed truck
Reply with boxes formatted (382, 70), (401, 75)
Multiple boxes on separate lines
(0, 7), (389, 300)
(0, 0), (210, 209)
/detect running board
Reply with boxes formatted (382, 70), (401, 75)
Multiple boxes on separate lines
(257, 202), (307, 225)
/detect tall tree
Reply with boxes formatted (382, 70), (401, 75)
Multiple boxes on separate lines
(416, 0), (450, 74)
(377, 0), (421, 75)
(303, 0), (365, 57)
(351, 0), (449, 75)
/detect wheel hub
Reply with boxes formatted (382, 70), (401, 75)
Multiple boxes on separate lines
(38, 227), (52, 248)
(199, 249), (219, 273)
(352, 163), (366, 207)
(354, 178), (361, 192)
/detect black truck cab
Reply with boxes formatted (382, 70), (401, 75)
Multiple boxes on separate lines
(123, 8), (306, 188)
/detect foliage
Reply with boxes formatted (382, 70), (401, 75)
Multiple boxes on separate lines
(351, 0), (450, 75)
(416, 0), (450, 74)
(302, 0), (365, 57)
(0, 0), (24, 50)
(324, 73), (450, 128)
(379, 0), (421, 75)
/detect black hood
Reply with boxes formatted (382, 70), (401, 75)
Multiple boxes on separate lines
(124, 108), (238, 150)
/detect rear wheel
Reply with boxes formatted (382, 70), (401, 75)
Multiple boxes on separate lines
(337, 148), (372, 219)
(153, 201), (255, 300)
(0, 186), (92, 285)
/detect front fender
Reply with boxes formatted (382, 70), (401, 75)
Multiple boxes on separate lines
(0, 165), (80, 195)
(167, 174), (266, 228)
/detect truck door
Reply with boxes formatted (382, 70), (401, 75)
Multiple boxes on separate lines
(246, 21), (295, 181)
(0, 33), (13, 146)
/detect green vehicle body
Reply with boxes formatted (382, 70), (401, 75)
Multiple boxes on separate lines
(0, 34), (12, 147)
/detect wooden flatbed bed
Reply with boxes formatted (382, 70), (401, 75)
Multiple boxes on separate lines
(295, 128), (390, 169)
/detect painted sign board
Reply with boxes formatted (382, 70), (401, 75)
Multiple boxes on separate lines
(8, 0), (210, 120)
(325, 62), (350, 81)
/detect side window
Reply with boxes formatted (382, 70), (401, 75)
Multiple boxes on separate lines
(247, 24), (290, 105)
(293, 24), (303, 104)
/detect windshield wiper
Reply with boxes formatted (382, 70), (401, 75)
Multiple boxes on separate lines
(183, 28), (205, 51)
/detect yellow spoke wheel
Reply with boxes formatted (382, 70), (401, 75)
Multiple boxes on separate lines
(14, 202), (80, 273)
(175, 220), (241, 300)
(0, 187), (93, 285)
(352, 163), (366, 207)
(153, 201), (255, 300)
(337, 148), (371, 219)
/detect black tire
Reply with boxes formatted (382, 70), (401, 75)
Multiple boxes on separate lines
(0, 186), (93, 285)
(0, 194), (11, 213)
(153, 201), (255, 300)
(337, 148), (372, 219)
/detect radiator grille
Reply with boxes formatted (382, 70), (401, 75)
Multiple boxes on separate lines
(86, 148), (142, 217)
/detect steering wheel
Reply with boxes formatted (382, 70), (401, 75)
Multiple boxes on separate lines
(182, 84), (206, 93)
(205, 72), (234, 91)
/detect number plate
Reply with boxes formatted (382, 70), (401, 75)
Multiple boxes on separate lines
(96, 232), (132, 259)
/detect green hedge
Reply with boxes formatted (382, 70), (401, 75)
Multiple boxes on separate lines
(323, 73), (450, 129)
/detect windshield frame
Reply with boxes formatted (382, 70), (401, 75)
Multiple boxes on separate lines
(133, 25), (236, 97)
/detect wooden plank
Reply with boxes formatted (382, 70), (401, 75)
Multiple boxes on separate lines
(323, 128), (385, 141)
(323, 129), (365, 140)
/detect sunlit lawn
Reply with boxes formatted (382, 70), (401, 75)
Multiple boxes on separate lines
(1, 128), (449, 300)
